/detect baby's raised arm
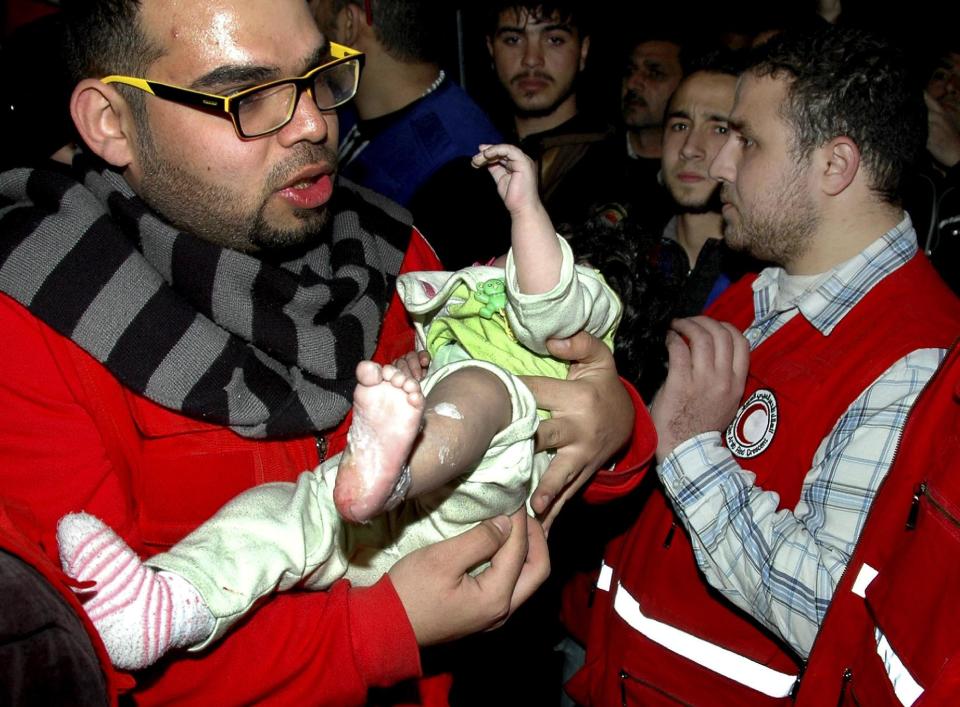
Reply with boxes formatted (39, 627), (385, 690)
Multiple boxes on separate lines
(472, 144), (561, 295)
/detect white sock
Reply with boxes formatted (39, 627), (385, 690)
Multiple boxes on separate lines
(57, 512), (215, 670)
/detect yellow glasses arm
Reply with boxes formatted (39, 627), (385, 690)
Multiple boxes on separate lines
(100, 75), (230, 111)
(329, 42), (362, 60)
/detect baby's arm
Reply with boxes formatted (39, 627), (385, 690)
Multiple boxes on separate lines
(505, 237), (622, 355)
(472, 144), (560, 294)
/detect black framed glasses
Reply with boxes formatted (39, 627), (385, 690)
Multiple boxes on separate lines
(101, 42), (364, 139)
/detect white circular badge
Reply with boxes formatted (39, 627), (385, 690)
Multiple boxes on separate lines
(725, 388), (778, 458)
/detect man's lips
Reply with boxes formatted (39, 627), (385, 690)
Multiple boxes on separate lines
(276, 168), (334, 209)
(676, 171), (706, 183)
(513, 74), (551, 92)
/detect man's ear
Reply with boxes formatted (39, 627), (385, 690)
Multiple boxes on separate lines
(579, 35), (590, 72)
(70, 79), (137, 168)
(338, 2), (365, 47)
(819, 136), (860, 196)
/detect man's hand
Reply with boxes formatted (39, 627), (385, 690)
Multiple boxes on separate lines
(520, 331), (634, 531)
(389, 510), (549, 646)
(650, 317), (749, 462)
(926, 92), (960, 169)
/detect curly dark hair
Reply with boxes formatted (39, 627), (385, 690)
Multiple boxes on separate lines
(748, 26), (926, 204)
(484, 2), (590, 39)
(571, 211), (686, 400)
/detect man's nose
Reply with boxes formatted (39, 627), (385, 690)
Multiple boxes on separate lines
(626, 70), (646, 92)
(680, 130), (705, 161)
(522, 41), (544, 68)
(708, 134), (737, 183)
(277, 89), (331, 147)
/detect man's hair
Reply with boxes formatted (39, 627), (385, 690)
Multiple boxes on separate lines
(333, 0), (445, 63)
(682, 47), (749, 79)
(62, 0), (164, 121)
(623, 27), (686, 56)
(662, 49), (745, 118)
(484, 2), (589, 39)
(748, 26), (926, 204)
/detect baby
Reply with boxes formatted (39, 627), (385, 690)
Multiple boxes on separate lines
(57, 144), (621, 669)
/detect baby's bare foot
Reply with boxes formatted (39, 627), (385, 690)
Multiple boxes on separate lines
(335, 361), (425, 522)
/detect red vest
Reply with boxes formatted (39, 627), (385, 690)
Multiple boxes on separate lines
(568, 253), (960, 706)
(8, 232), (439, 558)
(797, 339), (960, 705)
(0, 230), (440, 706)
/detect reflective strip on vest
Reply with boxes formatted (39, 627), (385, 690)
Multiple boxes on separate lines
(612, 582), (799, 698)
(597, 562), (613, 592)
(875, 628), (923, 707)
(851, 562), (879, 598)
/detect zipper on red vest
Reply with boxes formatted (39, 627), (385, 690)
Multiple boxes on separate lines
(906, 482), (926, 529)
(837, 667), (854, 707)
(907, 480), (960, 530)
(663, 520), (678, 549)
(315, 435), (328, 463)
(619, 668), (694, 706)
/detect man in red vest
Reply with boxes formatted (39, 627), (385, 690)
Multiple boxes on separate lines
(566, 26), (960, 705)
(0, 0), (651, 703)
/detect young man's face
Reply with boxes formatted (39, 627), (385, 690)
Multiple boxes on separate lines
(486, 7), (588, 117)
(621, 40), (682, 131)
(127, 0), (340, 253)
(661, 71), (736, 210)
(709, 72), (817, 266)
(928, 51), (960, 131)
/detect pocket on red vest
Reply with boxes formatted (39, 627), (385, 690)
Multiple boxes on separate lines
(856, 481), (960, 703)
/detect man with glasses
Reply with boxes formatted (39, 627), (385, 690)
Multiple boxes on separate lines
(0, 0), (647, 703)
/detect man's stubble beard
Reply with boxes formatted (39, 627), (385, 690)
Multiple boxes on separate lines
(135, 124), (337, 254)
(722, 164), (818, 267)
(509, 72), (577, 120)
(668, 177), (722, 215)
(622, 93), (658, 130)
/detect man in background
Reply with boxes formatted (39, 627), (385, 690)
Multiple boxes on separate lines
(485, 1), (627, 234)
(310, 0), (509, 269)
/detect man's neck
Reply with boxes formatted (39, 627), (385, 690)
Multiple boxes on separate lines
(353, 48), (442, 121)
(675, 211), (723, 268)
(627, 127), (663, 159)
(514, 95), (578, 140)
(786, 200), (904, 275)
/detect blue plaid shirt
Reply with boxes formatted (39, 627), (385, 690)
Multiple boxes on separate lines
(658, 216), (946, 658)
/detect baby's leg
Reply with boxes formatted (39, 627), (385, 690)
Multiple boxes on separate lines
(334, 361), (511, 522)
(335, 361), (425, 523)
(57, 513), (215, 670)
(407, 366), (512, 497)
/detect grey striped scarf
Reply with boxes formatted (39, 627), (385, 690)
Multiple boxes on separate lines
(0, 155), (412, 438)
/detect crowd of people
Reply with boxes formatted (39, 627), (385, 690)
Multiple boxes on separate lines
(2, 0), (960, 706)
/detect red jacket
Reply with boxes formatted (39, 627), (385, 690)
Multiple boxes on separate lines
(0, 232), (437, 706)
(0, 226), (655, 706)
(566, 254), (960, 706)
(796, 339), (960, 705)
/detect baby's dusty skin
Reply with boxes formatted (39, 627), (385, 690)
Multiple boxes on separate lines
(334, 361), (425, 523)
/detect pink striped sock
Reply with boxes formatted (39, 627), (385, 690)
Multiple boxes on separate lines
(57, 512), (214, 670)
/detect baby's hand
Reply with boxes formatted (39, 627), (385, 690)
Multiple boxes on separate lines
(472, 143), (541, 217)
(392, 349), (431, 381)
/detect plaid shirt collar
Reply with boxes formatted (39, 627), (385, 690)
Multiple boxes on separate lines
(750, 214), (917, 336)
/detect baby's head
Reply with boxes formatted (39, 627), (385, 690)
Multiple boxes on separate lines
(570, 206), (686, 399)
